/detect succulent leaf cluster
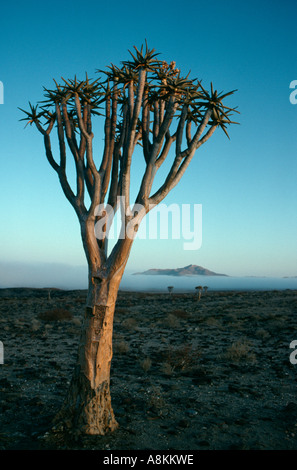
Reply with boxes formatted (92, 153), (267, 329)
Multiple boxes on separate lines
(20, 43), (239, 139)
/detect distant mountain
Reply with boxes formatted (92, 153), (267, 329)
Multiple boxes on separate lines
(134, 264), (228, 277)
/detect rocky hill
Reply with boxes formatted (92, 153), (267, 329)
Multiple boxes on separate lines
(134, 264), (228, 277)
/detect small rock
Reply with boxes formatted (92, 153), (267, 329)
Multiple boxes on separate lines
(115, 407), (126, 417)
(0, 378), (11, 389)
(167, 427), (178, 435)
(178, 419), (190, 428)
(197, 440), (210, 447)
(186, 409), (198, 416)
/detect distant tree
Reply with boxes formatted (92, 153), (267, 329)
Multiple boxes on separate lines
(195, 285), (203, 301)
(20, 43), (238, 436)
(167, 286), (174, 294)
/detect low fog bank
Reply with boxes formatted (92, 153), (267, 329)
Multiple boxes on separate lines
(0, 262), (296, 292)
(0, 262), (88, 290)
(122, 271), (297, 292)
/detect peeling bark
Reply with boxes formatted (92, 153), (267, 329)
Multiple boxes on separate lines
(54, 272), (123, 435)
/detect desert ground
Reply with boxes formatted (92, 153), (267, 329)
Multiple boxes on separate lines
(0, 287), (297, 451)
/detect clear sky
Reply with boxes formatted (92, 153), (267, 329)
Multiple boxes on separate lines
(0, 0), (296, 288)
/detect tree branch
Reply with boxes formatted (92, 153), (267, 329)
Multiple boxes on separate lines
(141, 87), (151, 163)
(148, 111), (216, 206)
(101, 84), (118, 203)
(121, 69), (146, 213)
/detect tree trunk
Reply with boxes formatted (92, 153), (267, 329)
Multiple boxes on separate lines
(54, 266), (124, 436)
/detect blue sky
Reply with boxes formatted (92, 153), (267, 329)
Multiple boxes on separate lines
(0, 0), (296, 287)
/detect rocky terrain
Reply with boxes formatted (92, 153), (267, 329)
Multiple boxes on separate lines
(0, 287), (297, 450)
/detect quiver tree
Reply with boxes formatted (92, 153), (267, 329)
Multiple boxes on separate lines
(195, 285), (203, 301)
(167, 286), (174, 296)
(20, 43), (238, 436)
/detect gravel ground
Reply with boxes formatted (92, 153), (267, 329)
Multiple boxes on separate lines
(0, 287), (297, 450)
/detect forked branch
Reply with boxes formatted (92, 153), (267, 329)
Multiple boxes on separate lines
(19, 43), (239, 266)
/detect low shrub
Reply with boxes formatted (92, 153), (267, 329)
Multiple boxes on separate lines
(38, 308), (73, 321)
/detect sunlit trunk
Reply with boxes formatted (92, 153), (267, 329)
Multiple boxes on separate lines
(55, 268), (124, 435)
